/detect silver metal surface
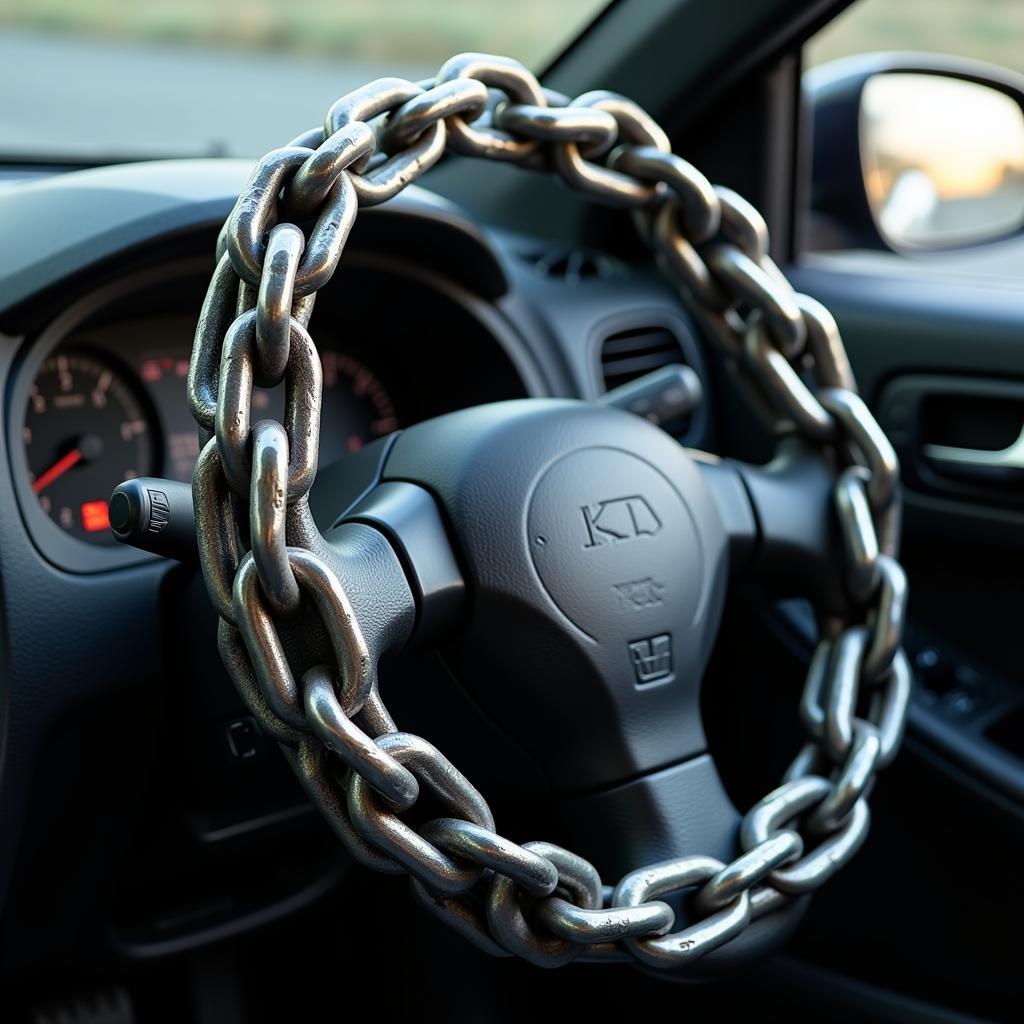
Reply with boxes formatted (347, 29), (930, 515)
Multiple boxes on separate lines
(611, 147), (719, 242)
(650, 200), (729, 309)
(384, 78), (489, 151)
(743, 318), (834, 439)
(716, 186), (769, 262)
(436, 53), (547, 161)
(348, 733), (494, 894)
(495, 103), (618, 148)
(303, 666), (419, 810)
(249, 420), (300, 616)
(742, 777), (832, 850)
(806, 722), (880, 834)
(534, 897), (674, 944)
(869, 650), (912, 769)
(706, 246), (806, 357)
(821, 387), (899, 512)
(768, 800), (871, 895)
(799, 640), (832, 741)
(284, 122), (376, 216)
(254, 224), (304, 383)
(863, 555), (908, 680)
(614, 856), (752, 967)
(487, 842), (602, 968)
(419, 819), (559, 897)
(183, 51), (910, 970)
(225, 148), (312, 286)
(693, 832), (802, 913)
(824, 626), (870, 762)
(796, 294), (856, 391)
(924, 425), (1024, 469)
(835, 468), (881, 602)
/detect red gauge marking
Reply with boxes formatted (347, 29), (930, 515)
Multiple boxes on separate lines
(80, 500), (110, 532)
(32, 447), (82, 493)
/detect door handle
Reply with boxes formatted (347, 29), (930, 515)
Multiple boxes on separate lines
(924, 423), (1024, 470)
(877, 374), (1024, 506)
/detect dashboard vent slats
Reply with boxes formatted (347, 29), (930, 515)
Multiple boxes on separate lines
(521, 246), (619, 282)
(599, 326), (686, 392)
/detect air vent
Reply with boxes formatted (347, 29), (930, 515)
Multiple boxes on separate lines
(521, 246), (619, 282)
(600, 326), (687, 392)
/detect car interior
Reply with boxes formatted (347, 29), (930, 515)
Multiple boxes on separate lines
(0, 1), (1020, 1021)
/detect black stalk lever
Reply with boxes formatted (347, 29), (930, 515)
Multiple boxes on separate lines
(109, 478), (196, 561)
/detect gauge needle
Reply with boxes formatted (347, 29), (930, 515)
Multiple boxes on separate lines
(32, 448), (83, 493)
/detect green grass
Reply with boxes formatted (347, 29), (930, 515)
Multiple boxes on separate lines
(0, 0), (604, 66)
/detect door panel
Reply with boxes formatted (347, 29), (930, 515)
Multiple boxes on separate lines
(790, 259), (1024, 776)
(781, 256), (1023, 1017)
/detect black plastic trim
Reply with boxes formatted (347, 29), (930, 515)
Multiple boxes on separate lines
(4, 258), (209, 573)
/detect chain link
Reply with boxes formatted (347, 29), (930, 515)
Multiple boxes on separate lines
(187, 52), (910, 969)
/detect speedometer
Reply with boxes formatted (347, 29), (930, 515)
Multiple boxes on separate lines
(319, 350), (399, 455)
(23, 350), (156, 545)
(243, 348), (399, 463)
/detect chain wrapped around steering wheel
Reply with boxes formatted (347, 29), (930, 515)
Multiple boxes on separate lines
(184, 52), (909, 969)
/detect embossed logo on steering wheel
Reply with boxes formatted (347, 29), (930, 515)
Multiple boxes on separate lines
(581, 494), (662, 548)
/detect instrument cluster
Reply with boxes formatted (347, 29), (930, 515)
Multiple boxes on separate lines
(22, 314), (399, 546)
(11, 254), (532, 570)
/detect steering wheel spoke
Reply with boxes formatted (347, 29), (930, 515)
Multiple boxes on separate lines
(697, 440), (849, 613)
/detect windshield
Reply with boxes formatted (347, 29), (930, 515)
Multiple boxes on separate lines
(0, 0), (607, 161)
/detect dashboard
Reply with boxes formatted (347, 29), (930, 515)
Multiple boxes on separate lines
(0, 159), (712, 971)
(6, 243), (545, 572)
(23, 317), (396, 544)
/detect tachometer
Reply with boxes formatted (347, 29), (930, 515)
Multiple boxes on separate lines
(24, 350), (156, 544)
(245, 348), (400, 464)
(320, 350), (399, 456)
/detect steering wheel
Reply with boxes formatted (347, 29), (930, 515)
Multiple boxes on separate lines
(112, 53), (910, 970)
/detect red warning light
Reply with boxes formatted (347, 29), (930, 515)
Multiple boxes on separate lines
(81, 500), (110, 532)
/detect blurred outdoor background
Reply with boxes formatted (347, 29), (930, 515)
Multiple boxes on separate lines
(0, 0), (1022, 160)
(806, 0), (1023, 72)
(3, 0), (1024, 281)
(0, 0), (601, 64)
(0, 0), (603, 159)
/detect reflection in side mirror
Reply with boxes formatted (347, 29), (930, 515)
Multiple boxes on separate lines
(861, 73), (1024, 249)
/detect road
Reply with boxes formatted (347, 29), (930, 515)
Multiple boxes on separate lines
(0, 29), (430, 160)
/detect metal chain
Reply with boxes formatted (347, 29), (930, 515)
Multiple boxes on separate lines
(186, 53), (910, 969)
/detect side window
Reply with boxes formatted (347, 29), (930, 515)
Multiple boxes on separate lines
(808, 0), (1023, 73)
(801, 0), (1024, 282)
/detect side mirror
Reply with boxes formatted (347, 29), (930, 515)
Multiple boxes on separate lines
(805, 53), (1024, 252)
